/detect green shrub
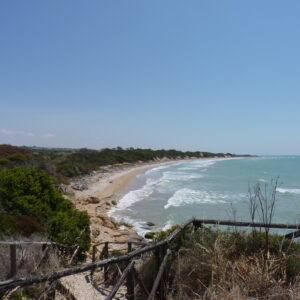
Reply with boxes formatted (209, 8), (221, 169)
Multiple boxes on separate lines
(153, 225), (194, 252)
(145, 232), (155, 239)
(7, 153), (31, 162)
(0, 157), (9, 165)
(0, 167), (90, 251)
(47, 210), (90, 251)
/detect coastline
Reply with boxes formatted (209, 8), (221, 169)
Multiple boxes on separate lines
(64, 158), (195, 254)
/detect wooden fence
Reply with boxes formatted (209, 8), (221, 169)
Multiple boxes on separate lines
(0, 241), (77, 280)
(1, 218), (300, 299)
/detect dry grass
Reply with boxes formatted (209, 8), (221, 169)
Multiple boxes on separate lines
(0, 234), (69, 281)
(0, 234), (76, 299)
(167, 228), (300, 300)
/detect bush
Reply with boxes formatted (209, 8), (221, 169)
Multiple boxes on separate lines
(47, 210), (90, 251)
(0, 158), (9, 165)
(0, 144), (30, 157)
(7, 153), (31, 163)
(0, 167), (90, 251)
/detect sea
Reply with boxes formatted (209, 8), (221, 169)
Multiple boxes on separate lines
(109, 156), (300, 236)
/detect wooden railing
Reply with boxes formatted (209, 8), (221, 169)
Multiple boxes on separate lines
(0, 241), (76, 280)
(1, 218), (300, 299)
(90, 241), (147, 280)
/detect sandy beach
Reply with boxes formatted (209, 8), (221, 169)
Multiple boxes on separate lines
(63, 159), (194, 255)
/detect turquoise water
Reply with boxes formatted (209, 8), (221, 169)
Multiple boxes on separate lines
(109, 157), (300, 235)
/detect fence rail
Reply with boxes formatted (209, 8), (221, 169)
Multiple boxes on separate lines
(0, 241), (71, 246)
(193, 219), (300, 229)
(1, 217), (300, 299)
(0, 240), (75, 280)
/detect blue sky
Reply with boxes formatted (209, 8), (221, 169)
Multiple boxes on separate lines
(1, 1), (300, 154)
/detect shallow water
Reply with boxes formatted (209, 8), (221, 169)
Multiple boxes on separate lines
(109, 156), (300, 236)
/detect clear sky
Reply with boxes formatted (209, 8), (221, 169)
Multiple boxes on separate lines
(1, 1), (300, 155)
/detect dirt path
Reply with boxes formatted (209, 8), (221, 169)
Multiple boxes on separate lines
(59, 272), (127, 300)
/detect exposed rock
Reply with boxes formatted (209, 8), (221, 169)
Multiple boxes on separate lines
(72, 183), (88, 191)
(59, 184), (75, 196)
(96, 206), (106, 214)
(91, 218), (102, 226)
(92, 228), (100, 238)
(96, 213), (118, 229)
(86, 196), (100, 204)
(146, 222), (155, 227)
(103, 218), (118, 229)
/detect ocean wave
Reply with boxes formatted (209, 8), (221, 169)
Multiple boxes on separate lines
(178, 166), (198, 171)
(164, 188), (229, 209)
(178, 159), (223, 171)
(111, 169), (204, 212)
(277, 188), (300, 195)
(159, 171), (204, 183)
(109, 214), (151, 236)
(145, 165), (172, 175)
(145, 161), (188, 175)
(112, 178), (158, 211)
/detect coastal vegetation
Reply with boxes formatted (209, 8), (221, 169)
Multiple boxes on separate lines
(161, 226), (300, 299)
(0, 167), (90, 251)
(0, 144), (250, 181)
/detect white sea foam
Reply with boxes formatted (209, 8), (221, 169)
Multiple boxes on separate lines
(145, 161), (189, 175)
(162, 219), (175, 231)
(164, 188), (230, 209)
(277, 188), (300, 195)
(178, 166), (198, 171)
(145, 165), (171, 175)
(111, 168), (204, 214)
(111, 177), (159, 212)
(110, 157), (247, 233)
(178, 159), (223, 171)
(110, 214), (151, 236)
(160, 171), (203, 183)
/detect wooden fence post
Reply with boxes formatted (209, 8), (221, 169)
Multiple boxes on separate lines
(104, 242), (109, 281)
(9, 245), (17, 278)
(159, 245), (167, 300)
(133, 267), (149, 297)
(155, 247), (161, 300)
(154, 245), (167, 300)
(91, 245), (97, 277)
(126, 242), (135, 300)
(148, 249), (171, 300)
(105, 261), (135, 300)
(192, 220), (201, 232)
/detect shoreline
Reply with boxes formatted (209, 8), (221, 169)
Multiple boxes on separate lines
(64, 158), (197, 254)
